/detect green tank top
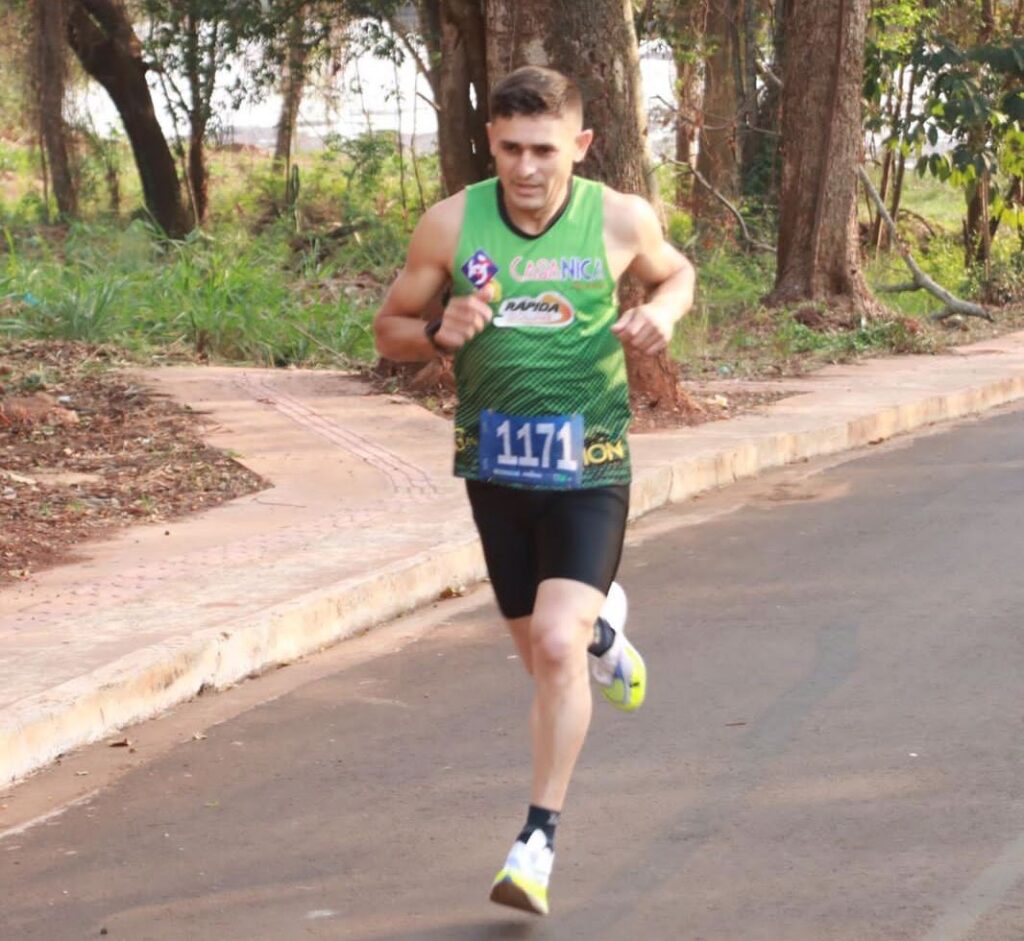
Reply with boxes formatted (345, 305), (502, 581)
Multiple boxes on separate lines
(451, 176), (631, 489)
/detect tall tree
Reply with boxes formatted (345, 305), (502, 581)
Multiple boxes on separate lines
(672, 9), (705, 209)
(271, 1), (350, 168)
(410, 0), (490, 195)
(695, 0), (740, 242)
(66, 0), (190, 237)
(737, 0), (762, 177)
(767, 0), (880, 317)
(274, 5), (313, 166)
(32, 0), (78, 218)
(141, 0), (278, 224)
(484, 0), (688, 410)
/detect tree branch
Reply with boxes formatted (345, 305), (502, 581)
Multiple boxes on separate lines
(78, 0), (138, 52)
(858, 166), (993, 321)
(670, 160), (775, 254)
(756, 57), (783, 90)
(387, 15), (433, 91)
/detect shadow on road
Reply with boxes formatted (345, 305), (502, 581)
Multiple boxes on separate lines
(347, 919), (540, 941)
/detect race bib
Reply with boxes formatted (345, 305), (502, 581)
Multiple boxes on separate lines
(479, 410), (584, 489)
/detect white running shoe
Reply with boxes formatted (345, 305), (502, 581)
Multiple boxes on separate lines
(489, 828), (554, 916)
(589, 581), (647, 711)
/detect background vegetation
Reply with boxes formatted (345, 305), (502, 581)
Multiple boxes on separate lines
(1, 0), (1023, 380)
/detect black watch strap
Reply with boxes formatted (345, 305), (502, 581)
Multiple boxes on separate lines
(424, 316), (448, 352)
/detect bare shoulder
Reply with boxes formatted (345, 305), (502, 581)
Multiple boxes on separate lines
(602, 186), (668, 280)
(602, 187), (661, 251)
(408, 189), (467, 269)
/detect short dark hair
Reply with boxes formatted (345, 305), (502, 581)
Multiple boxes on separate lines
(489, 66), (583, 121)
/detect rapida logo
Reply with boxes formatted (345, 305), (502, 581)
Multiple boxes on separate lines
(494, 292), (575, 328)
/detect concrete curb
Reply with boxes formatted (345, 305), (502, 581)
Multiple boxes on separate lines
(630, 374), (1024, 518)
(1, 538), (486, 786)
(4, 369), (1024, 787)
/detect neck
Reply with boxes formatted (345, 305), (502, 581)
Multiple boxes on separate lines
(498, 179), (573, 238)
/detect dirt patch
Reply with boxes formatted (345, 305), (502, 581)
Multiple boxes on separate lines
(370, 357), (793, 431)
(0, 341), (267, 583)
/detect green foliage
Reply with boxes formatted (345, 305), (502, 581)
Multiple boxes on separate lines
(0, 218), (378, 365)
(665, 209), (694, 247)
(910, 36), (1024, 225)
(772, 314), (934, 359)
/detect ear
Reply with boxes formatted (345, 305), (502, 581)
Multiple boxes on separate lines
(574, 128), (595, 163)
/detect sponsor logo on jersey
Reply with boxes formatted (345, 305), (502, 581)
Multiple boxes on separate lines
(494, 292), (575, 328)
(509, 255), (606, 283)
(583, 438), (627, 467)
(462, 250), (499, 289)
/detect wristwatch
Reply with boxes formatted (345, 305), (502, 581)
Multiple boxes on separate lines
(424, 316), (450, 353)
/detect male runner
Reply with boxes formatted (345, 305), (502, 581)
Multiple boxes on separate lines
(373, 66), (695, 915)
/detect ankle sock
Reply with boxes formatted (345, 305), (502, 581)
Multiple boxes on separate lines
(588, 616), (616, 657)
(518, 804), (560, 848)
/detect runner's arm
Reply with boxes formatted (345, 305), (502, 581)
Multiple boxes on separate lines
(373, 201), (457, 362)
(611, 196), (696, 355)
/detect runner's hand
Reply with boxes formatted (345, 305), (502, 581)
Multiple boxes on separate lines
(435, 283), (495, 352)
(611, 304), (674, 356)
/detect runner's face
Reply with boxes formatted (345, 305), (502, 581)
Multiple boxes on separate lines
(487, 113), (593, 217)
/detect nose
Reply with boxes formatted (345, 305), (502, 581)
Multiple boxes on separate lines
(515, 153), (537, 179)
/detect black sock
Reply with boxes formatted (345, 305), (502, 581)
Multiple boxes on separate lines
(588, 616), (616, 657)
(518, 804), (560, 848)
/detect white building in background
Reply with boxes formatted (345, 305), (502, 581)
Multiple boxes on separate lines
(80, 24), (677, 156)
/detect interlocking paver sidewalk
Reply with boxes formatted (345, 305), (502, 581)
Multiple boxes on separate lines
(4, 331), (1024, 785)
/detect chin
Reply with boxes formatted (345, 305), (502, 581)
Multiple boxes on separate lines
(508, 189), (545, 210)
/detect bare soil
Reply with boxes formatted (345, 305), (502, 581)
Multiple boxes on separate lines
(370, 356), (792, 432)
(0, 341), (266, 583)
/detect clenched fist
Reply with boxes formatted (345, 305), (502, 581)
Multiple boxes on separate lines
(433, 283), (495, 352)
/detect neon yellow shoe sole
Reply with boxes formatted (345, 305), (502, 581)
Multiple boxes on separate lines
(489, 867), (549, 915)
(601, 637), (647, 712)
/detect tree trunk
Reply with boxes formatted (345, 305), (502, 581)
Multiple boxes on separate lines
(695, 0), (740, 244)
(274, 9), (311, 166)
(674, 55), (702, 209)
(484, 0), (691, 412)
(964, 3), (998, 268)
(766, 0), (880, 318)
(34, 0), (78, 218)
(415, 0), (490, 195)
(870, 63), (904, 254)
(188, 125), (208, 224)
(737, 0), (762, 182)
(184, 13), (210, 225)
(745, 0), (785, 204)
(888, 60), (918, 229)
(66, 0), (189, 237)
(660, 0), (704, 208)
(440, 0), (491, 193)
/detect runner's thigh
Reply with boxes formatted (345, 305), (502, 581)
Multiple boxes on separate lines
(466, 480), (542, 619)
(535, 486), (629, 595)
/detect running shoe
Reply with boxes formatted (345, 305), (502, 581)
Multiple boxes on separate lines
(489, 828), (554, 915)
(589, 581), (647, 711)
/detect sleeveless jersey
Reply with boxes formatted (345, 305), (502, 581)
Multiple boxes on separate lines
(451, 176), (631, 488)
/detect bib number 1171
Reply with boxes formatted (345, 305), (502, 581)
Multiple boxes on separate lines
(479, 410), (584, 489)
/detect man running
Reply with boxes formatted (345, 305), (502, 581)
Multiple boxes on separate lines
(373, 65), (695, 915)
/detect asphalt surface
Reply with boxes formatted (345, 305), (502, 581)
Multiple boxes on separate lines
(4, 405), (1024, 941)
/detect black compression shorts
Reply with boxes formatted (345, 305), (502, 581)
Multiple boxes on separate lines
(465, 479), (630, 620)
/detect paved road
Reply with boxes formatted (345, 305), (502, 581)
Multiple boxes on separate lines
(4, 406), (1024, 941)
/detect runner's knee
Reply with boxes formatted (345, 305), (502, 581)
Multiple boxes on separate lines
(529, 610), (590, 675)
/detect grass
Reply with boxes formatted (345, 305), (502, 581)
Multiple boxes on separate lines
(1, 137), (1022, 378)
(0, 136), (437, 366)
(0, 220), (383, 364)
